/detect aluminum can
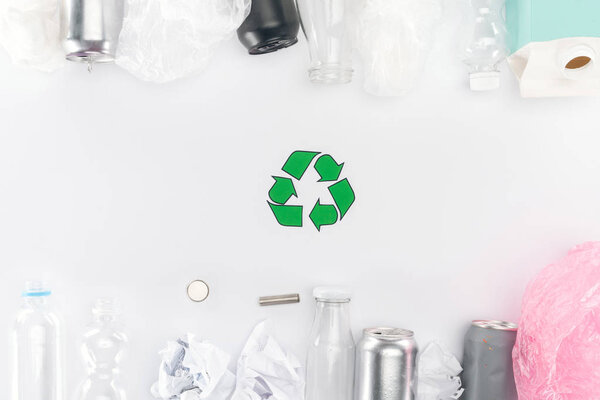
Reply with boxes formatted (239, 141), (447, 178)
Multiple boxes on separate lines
(60, 0), (124, 63)
(462, 320), (518, 400)
(355, 327), (418, 400)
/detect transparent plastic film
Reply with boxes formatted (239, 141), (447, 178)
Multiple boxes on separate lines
(0, 0), (65, 71)
(353, 0), (442, 96)
(116, 0), (250, 83)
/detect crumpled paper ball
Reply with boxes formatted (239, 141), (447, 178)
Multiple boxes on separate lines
(232, 321), (304, 400)
(0, 0), (65, 71)
(417, 342), (463, 400)
(151, 334), (236, 400)
(513, 242), (600, 400)
(116, 0), (250, 83)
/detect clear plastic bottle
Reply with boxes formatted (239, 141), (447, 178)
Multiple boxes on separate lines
(12, 281), (65, 400)
(463, 0), (508, 91)
(305, 287), (355, 400)
(77, 298), (128, 400)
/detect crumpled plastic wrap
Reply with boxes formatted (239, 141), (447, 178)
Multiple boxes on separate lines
(513, 242), (600, 400)
(232, 321), (304, 400)
(151, 334), (236, 400)
(116, 0), (250, 83)
(0, 0), (65, 71)
(418, 342), (463, 400)
(353, 0), (441, 96)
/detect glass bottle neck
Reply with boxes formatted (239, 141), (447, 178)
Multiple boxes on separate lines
(314, 299), (351, 329)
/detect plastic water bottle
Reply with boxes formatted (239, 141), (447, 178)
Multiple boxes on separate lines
(77, 298), (128, 400)
(463, 0), (508, 91)
(12, 281), (65, 400)
(305, 287), (355, 400)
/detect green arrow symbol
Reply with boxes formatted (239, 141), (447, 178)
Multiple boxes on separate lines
(309, 199), (338, 231)
(314, 155), (344, 182)
(268, 202), (303, 227)
(328, 178), (355, 220)
(268, 176), (297, 204)
(282, 151), (320, 180)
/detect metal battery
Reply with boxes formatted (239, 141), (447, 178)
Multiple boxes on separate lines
(259, 293), (300, 306)
(60, 0), (124, 64)
(461, 320), (518, 400)
(355, 327), (418, 400)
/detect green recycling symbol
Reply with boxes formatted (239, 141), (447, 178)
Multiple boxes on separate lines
(267, 151), (356, 231)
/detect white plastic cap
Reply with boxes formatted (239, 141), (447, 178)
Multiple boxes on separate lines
(313, 286), (352, 301)
(469, 71), (500, 91)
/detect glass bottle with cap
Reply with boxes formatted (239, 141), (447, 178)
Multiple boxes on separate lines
(306, 287), (355, 400)
(13, 280), (65, 400)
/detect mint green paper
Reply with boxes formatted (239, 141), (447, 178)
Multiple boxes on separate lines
(506, 0), (600, 54)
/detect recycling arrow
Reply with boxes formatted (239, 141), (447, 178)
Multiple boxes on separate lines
(282, 151), (320, 180)
(268, 176), (297, 204)
(309, 200), (338, 231)
(315, 155), (344, 182)
(268, 151), (355, 231)
(268, 202), (303, 227)
(328, 178), (355, 220)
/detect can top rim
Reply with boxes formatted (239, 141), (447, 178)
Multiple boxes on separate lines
(472, 320), (518, 331)
(364, 327), (414, 339)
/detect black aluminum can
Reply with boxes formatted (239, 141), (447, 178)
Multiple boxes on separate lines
(237, 0), (300, 55)
(462, 320), (518, 400)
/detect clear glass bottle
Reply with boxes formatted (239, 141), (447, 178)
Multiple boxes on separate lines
(77, 298), (128, 400)
(462, 0), (507, 91)
(297, 0), (353, 84)
(306, 287), (355, 400)
(12, 281), (65, 400)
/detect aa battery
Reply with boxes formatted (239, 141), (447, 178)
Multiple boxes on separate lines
(355, 327), (418, 400)
(461, 320), (518, 400)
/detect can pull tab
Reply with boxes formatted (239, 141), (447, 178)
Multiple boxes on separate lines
(87, 56), (94, 73)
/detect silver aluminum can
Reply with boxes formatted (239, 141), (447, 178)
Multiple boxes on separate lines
(462, 320), (518, 400)
(355, 327), (418, 400)
(60, 0), (124, 63)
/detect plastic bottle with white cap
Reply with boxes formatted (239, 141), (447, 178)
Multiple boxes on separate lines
(463, 0), (508, 91)
(305, 287), (355, 400)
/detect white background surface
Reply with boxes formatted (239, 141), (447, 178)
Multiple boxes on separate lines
(2, 2), (600, 398)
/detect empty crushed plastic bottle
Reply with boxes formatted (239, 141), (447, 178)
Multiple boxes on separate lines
(12, 281), (65, 400)
(305, 287), (355, 400)
(463, 0), (508, 91)
(77, 298), (128, 400)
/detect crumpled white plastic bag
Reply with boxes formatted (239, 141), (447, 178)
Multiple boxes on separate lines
(116, 0), (250, 83)
(232, 321), (304, 400)
(354, 0), (442, 96)
(0, 0), (65, 71)
(418, 342), (463, 400)
(151, 334), (236, 400)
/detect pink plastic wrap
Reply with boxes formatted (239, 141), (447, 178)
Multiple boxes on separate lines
(513, 242), (600, 400)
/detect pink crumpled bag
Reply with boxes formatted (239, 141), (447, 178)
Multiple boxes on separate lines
(513, 242), (600, 400)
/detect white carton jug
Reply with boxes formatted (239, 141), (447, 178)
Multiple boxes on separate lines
(506, 0), (600, 97)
